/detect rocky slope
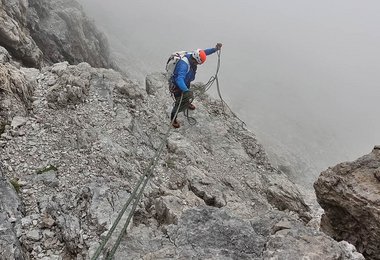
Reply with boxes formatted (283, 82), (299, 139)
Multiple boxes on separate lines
(315, 146), (380, 260)
(0, 0), (368, 259)
(0, 59), (364, 259)
(0, 0), (113, 150)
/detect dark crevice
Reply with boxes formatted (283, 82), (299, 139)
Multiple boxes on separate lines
(188, 183), (224, 208)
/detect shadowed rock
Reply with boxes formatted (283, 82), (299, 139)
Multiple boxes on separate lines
(314, 146), (380, 260)
(0, 0), (43, 67)
(0, 166), (26, 260)
(27, 0), (112, 68)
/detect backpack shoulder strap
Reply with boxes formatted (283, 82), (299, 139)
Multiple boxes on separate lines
(181, 56), (190, 73)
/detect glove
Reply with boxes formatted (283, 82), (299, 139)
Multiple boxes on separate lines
(216, 43), (222, 50)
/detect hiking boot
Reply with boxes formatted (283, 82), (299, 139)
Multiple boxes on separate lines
(172, 119), (180, 128)
(188, 103), (196, 110)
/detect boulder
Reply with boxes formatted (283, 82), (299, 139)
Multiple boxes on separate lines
(0, 62), (36, 133)
(45, 62), (92, 107)
(167, 207), (266, 259)
(314, 146), (380, 260)
(145, 72), (167, 95)
(262, 215), (365, 260)
(0, 173), (26, 260)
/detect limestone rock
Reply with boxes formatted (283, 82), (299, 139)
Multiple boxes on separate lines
(0, 0), (114, 68)
(167, 207), (267, 259)
(26, 229), (42, 241)
(0, 60), (364, 259)
(187, 166), (226, 208)
(145, 72), (167, 95)
(0, 175), (26, 260)
(41, 213), (55, 228)
(0, 46), (11, 63)
(154, 195), (183, 225)
(45, 62), (92, 107)
(0, 0), (43, 67)
(0, 62), (36, 128)
(27, 0), (112, 68)
(264, 170), (312, 222)
(338, 241), (366, 260)
(11, 116), (27, 129)
(56, 214), (81, 254)
(263, 216), (364, 260)
(314, 146), (380, 260)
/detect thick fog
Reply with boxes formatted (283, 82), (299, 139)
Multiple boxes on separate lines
(79, 0), (380, 185)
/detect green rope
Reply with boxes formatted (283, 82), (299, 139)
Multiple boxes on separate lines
(91, 95), (184, 260)
(106, 164), (151, 259)
(184, 109), (197, 126)
(90, 175), (145, 260)
(201, 50), (246, 127)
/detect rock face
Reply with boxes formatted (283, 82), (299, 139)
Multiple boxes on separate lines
(0, 47), (37, 139)
(0, 164), (26, 260)
(27, 0), (112, 68)
(314, 146), (380, 260)
(0, 0), (43, 67)
(117, 205), (364, 260)
(0, 0), (367, 259)
(0, 0), (112, 68)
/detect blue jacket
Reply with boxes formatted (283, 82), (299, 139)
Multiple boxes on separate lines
(172, 48), (218, 93)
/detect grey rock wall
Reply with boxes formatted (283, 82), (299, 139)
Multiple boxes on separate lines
(27, 0), (112, 68)
(315, 146), (380, 260)
(0, 47), (37, 141)
(0, 0), (112, 68)
(0, 0), (43, 67)
(0, 164), (26, 260)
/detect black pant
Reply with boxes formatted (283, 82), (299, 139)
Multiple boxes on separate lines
(170, 91), (194, 120)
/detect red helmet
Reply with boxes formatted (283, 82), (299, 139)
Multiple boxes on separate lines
(192, 49), (206, 64)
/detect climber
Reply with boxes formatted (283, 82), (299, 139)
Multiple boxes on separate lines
(169, 43), (222, 128)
